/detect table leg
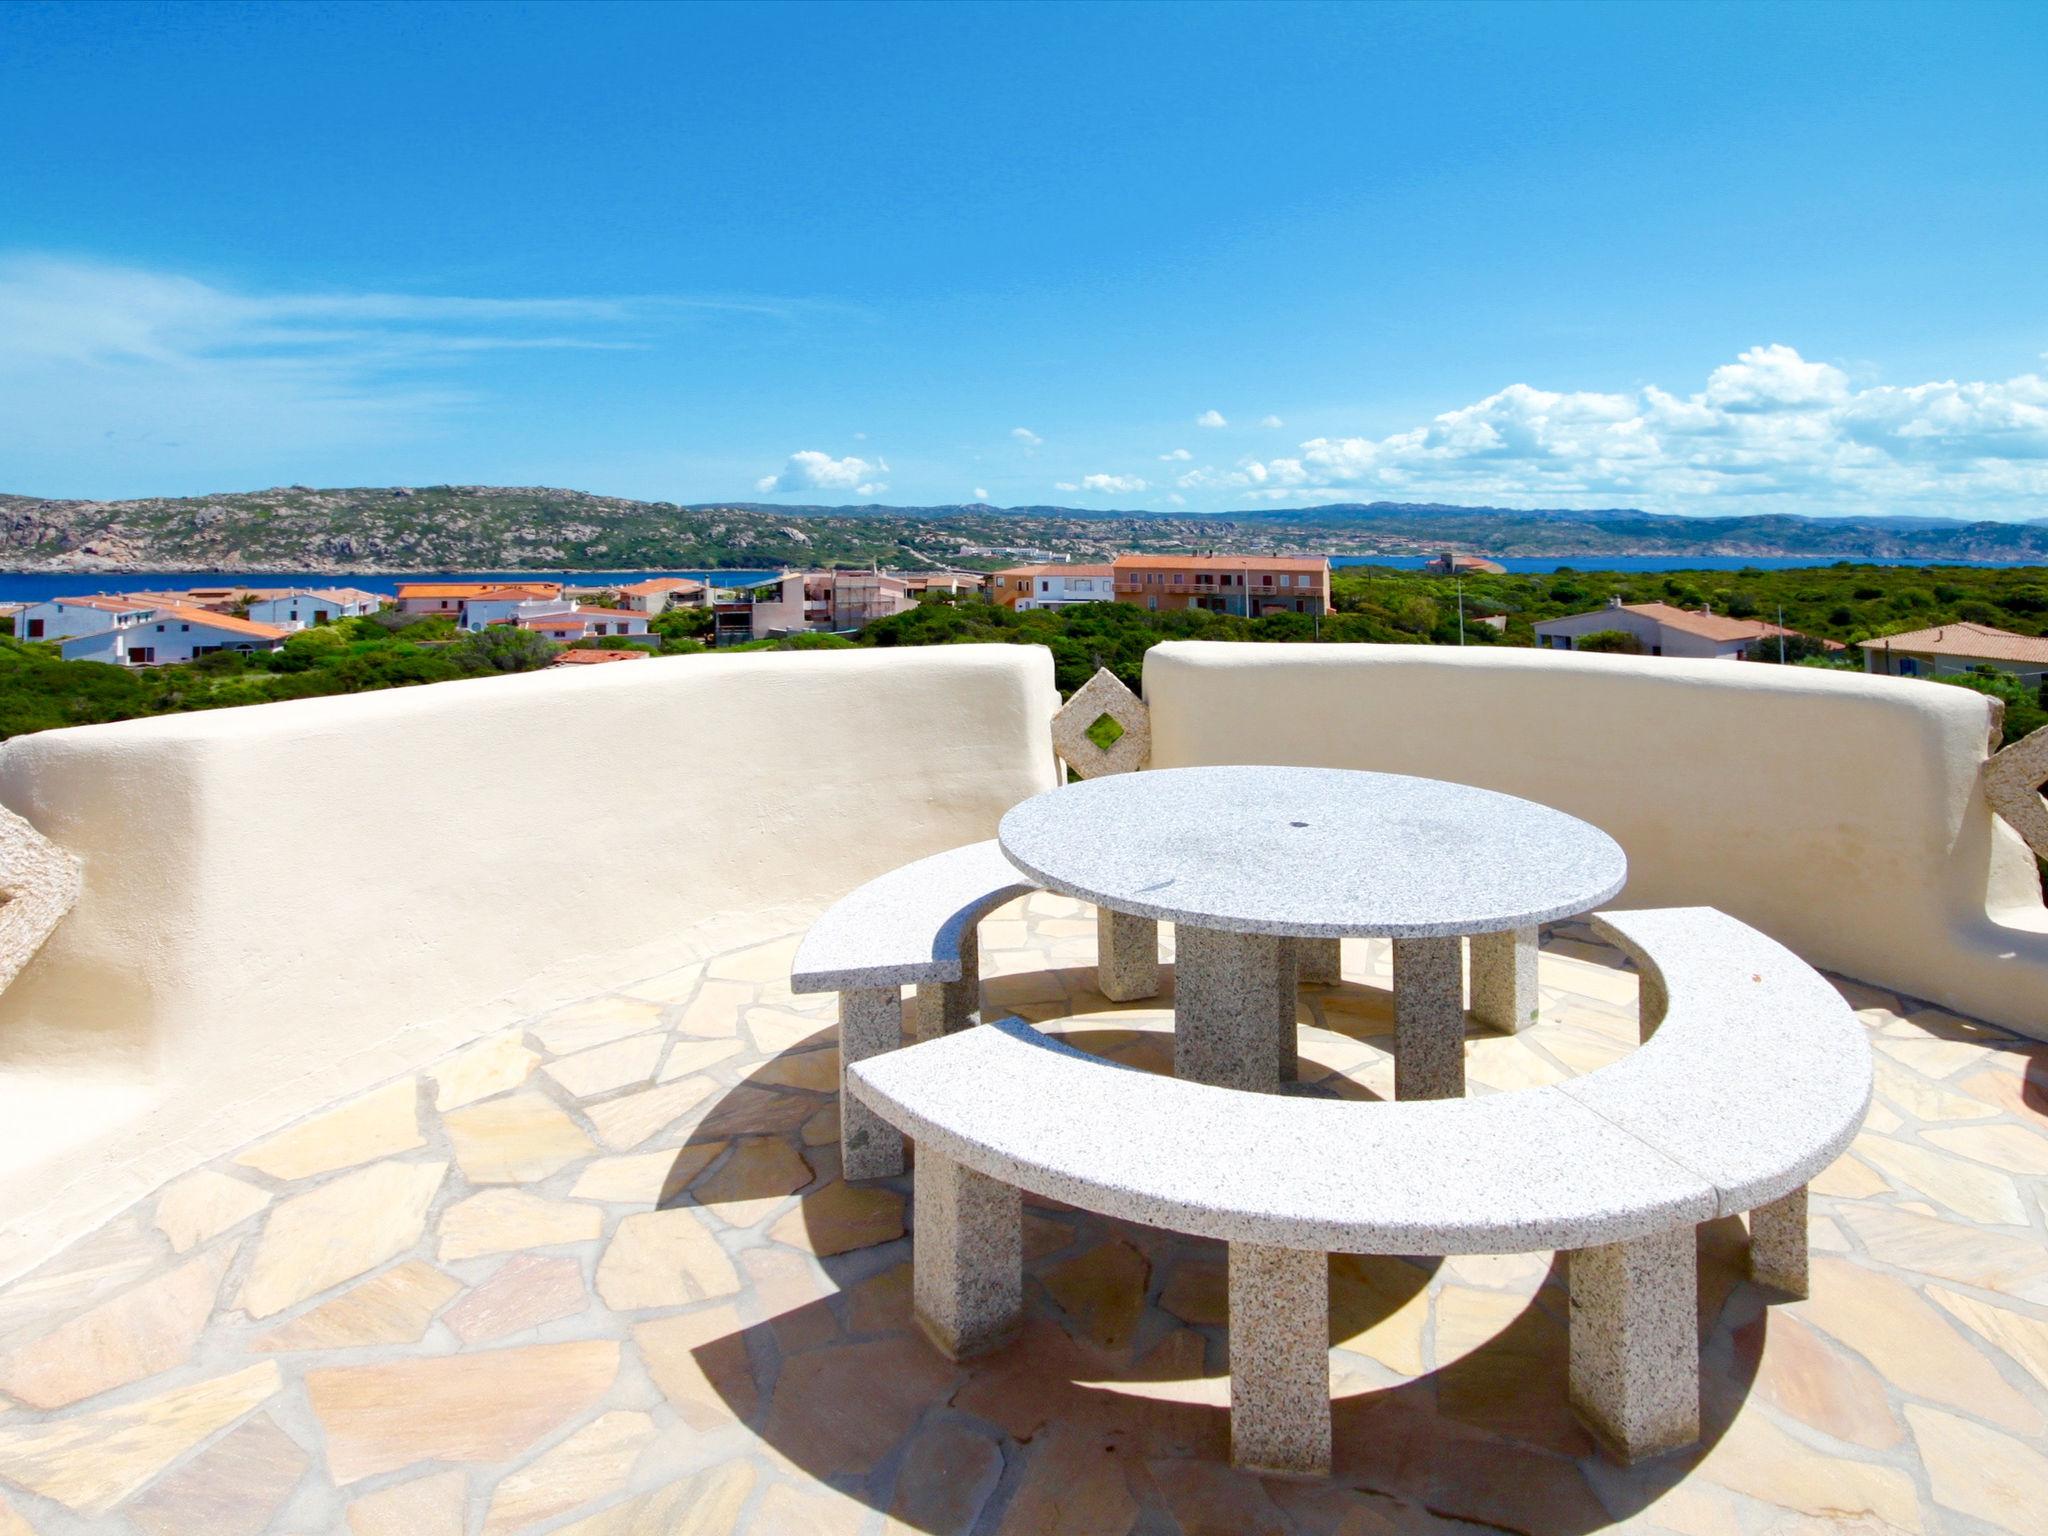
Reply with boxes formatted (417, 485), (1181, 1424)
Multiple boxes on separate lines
(1391, 936), (1464, 1099)
(1470, 925), (1539, 1034)
(1296, 936), (1343, 985)
(1174, 924), (1290, 1091)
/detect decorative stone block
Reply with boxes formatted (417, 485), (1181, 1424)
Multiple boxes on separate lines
(1174, 925), (1290, 1091)
(913, 1151), (1022, 1360)
(1391, 935), (1464, 1099)
(1748, 1185), (1809, 1298)
(1470, 926), (1538, 1034)
(915, 928), (980, 1042)
(1050, 668), (1150, 779)
(839, 987), (905, 1180)
(1228, 1242), (1330, 1477)
(1568, 1225), (1699, 1462)
(1295, 937), (1342, 986)
(1983, 722), (2048, 859)
(1095, 907), (1159, 1002)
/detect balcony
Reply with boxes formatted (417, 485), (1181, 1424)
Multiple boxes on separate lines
(0, 643), (2040, 1533)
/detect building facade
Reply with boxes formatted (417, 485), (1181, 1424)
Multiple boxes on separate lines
(245, 589), (382, 629)
(395, 581), (563, 616)
(18, 596), (160, 643)
(58, 607), (287, 665)
(1864, 621), (2048, 682)
(1111, 555), (1330, 616)
(1534, 598), (1827, 660)
(991, 564), (1114, 611)
(614, 578), (708, 614)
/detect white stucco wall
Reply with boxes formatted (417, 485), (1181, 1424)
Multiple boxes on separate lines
(1144, 642), (2047, 1037)
(0, 645), (1058, 1273)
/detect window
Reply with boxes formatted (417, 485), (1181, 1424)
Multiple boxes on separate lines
(1040, 580), (1051, 593)
(1174, 574), (1184, 585)
(25, 619), (41, 638)
(1147, 597), (1158, 611)
(131, 647), (154, 664)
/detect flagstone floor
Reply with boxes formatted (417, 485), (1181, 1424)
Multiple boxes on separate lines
(0, 894), (2042, 1535)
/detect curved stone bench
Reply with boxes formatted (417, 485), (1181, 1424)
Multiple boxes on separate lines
(846, 905), (1871, 1474)
(790, 840), (1039, 1179)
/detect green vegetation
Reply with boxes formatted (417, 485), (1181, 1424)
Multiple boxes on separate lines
(3, 562), (2044, 746)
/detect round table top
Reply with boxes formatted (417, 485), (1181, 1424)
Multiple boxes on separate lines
(998, 765), (1627, 938)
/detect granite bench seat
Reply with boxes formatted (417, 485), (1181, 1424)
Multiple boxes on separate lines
(790, 839), (1039, 1179)
(846, 905), (1870, 1475)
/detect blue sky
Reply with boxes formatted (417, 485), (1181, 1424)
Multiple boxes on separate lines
(3, 0), (2045, 518)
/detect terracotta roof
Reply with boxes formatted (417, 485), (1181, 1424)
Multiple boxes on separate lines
(148, 607), (290, 640)
(1869, 621), (2048, 665)
(616, 577), (706, 596)
(1113, 555), (1329, 572)
(562, 607), (647, 621)
(519, 615), (589, 631)
(1602, 602), (1840, 649)
(398, 582), (563, 599)
(552, 647), (649, 665)
(48, 595), (157, 613)
(994, 564), (1111, 579)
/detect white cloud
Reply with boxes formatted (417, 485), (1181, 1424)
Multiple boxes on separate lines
(852, 431), (867, 440)
(1196, 409), (1228, 428)
(973, 487), (990, 501)
(0, 253), (804, 485)
(1204, 345), (2048, 515)
(1167, 492), (1186, 506)
(1080, 473), (1148, 493)
(1053, 481), (1078, 492)
(1259, 414), (1285, 429)
(756, 450), (889, 497)
(1158, 447), (1192, 460)
(1010, 426), (1043, 447)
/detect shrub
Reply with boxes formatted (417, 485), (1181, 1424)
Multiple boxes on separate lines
(1572, 629), (1643, 654)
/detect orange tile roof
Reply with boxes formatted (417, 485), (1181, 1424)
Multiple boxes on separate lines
(1112, 555), (1329, 572)
(398, 581), (563, 599)
(49, 595), (157, 613)
(563, 607), (647, 621)
(616, 577), (706, 596)
(149, 606), (290, 639)
(1868, 621), (2048, 664)
(994, 563), (1114, 579)
(552, 647), (649, 665)
(1571, 602), (1844, 651)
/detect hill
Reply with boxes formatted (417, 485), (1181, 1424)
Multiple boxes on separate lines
(2, 485), (2046, 572)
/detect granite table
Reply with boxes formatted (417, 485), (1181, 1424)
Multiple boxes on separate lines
(998, 765), (1628, 1098)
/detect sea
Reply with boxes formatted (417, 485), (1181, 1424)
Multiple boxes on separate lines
(0, 569), (782, 603)
(1331, 554), (2043, 574)
(0, 554), (2039, 603)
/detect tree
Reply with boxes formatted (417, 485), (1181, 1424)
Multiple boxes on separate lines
(1572, 630), (1643, 654)
(1745, 633), (1836, 665)
(451, 626), (559, 673)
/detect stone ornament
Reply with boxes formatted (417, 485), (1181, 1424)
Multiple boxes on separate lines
(1983, 723), (2048, 860)
(1049, 668), (1150, 779)
(0, 804), (82, 995)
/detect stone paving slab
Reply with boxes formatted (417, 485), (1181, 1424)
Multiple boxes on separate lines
(0, 896), (2038, 1534)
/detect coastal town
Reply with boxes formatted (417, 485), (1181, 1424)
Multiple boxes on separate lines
(12, 551), (2048, 693)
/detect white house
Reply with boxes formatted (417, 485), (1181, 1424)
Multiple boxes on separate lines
(614, 577), (708, 614)
(513, 607), (653, 643)
(1864, 620), (2048, 682)
(459, 593), (577, 632)
(996, 563), (1115, 612)
(245, 588), (382, 630)
(18, 595), (160, 643)
(59, 607), (288, 666)
(1534, 598), (1830, 661)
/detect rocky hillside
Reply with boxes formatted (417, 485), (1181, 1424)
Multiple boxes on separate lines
(3, 485), (2044, 572)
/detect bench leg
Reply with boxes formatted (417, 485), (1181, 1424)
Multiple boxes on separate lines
(1568, 1226), (1699, 1463)
(915, 928), (980, 1042)
(1228, 1241), (1331, 1478)
(1391, 935), (1465, 1100)
(913, 1150), (1022, 1360)
(1296, 936), (1342, 986)
(1096, 907), (1160, 1002)
(1175, 925), (1289, 1091)
(839, 986), (905, 1181)
(1469, 925), (1539, 1034)
(1748, 1186), (1809, 1298)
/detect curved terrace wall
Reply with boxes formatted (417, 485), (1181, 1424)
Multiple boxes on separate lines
(1143, 641), (2048, 1037)
(0, 644), (1058, 1274)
